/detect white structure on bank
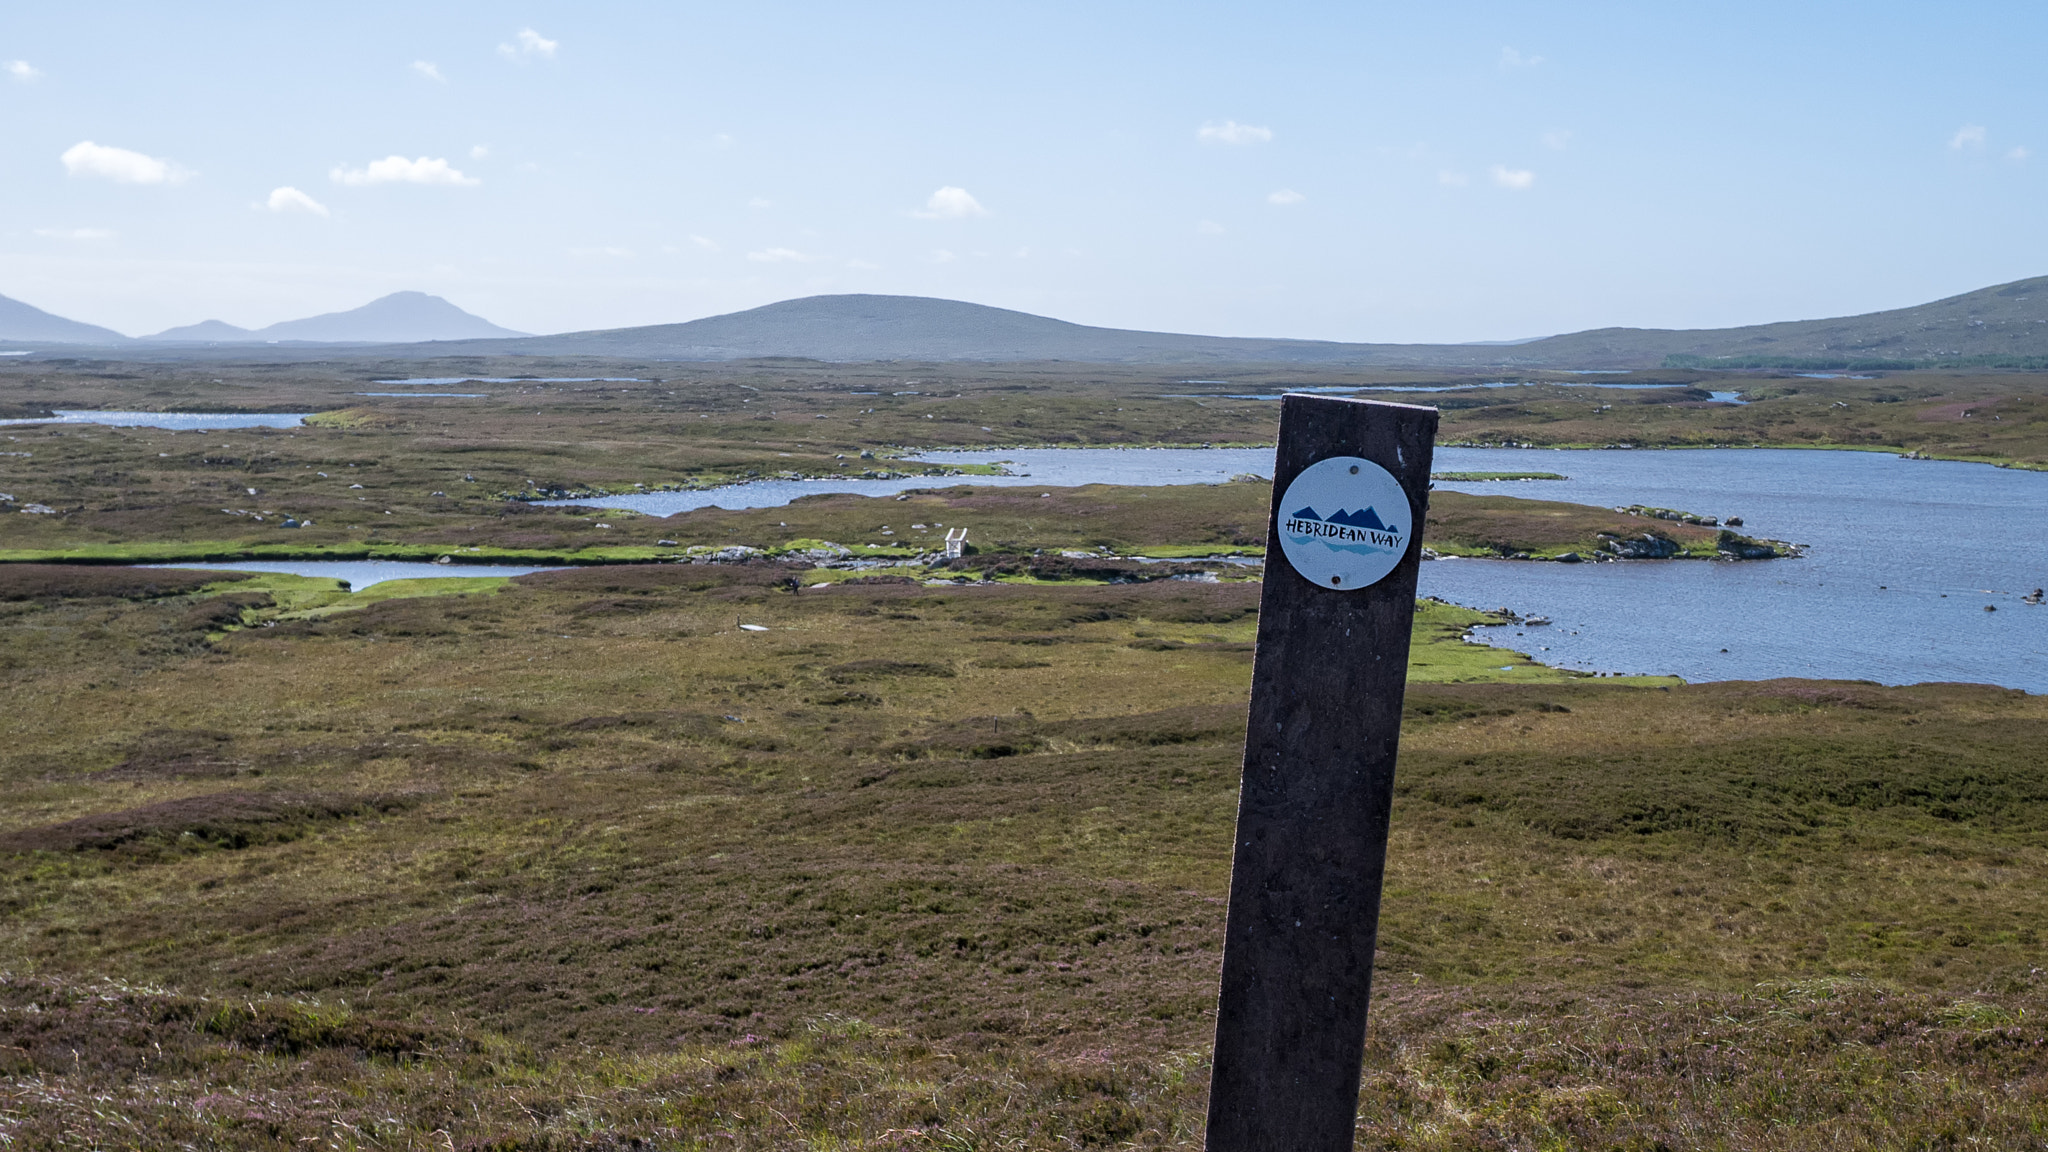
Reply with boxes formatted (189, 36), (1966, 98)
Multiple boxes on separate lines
(944, 527), (969, 559)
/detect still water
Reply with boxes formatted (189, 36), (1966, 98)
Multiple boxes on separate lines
(540, 447), (1278, 516)
(370, 377), (646, 385)
(148, 560), (562, 590)
(537, 444), (2047, 690)
(0, 410), (310, 430)
(1424, 448), (2048, 691)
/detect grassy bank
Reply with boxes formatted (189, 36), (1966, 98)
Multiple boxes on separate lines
(1424, 492), (1795, 560)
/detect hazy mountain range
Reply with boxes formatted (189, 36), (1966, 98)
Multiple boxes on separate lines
(0, 294), (131, 344)
(0, 291), (524, 347)
(4, 276), (2048, 367)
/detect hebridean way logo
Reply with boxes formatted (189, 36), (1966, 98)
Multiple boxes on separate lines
(1274, 455), (1413, 590)
(1282, 502), (1404, 555)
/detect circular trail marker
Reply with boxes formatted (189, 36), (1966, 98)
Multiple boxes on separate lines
(1274, 455), (1413, 591)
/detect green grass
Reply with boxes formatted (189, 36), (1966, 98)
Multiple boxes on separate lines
(277, 575), (512, 618)
(1122, 543), (1266, 559)
(1407, 598), (1677, 684)
(0, 539), (690, 566)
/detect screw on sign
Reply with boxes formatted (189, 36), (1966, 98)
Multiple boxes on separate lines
(1205, 394), (1438, 1151)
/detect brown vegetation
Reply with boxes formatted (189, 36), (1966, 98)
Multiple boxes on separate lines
(0, 564), (2043, 1145)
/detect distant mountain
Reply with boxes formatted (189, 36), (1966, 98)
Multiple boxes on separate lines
(419, 294), (1402, 363)
(0, 293), (130, 344)
(1499, 275), (2048, 367)
(140, 292), (527, 344)
(16, 277), (2048, 365)
(147, 319), (256, 342)
(254, 292), (526, 343)
(393, 278), (2048, 367)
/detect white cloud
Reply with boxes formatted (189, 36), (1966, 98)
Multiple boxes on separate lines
(34, 227), (114, 241)
(1542, 129), (1573, 150)
(711, 133), (734, 148)
(1500, 47), (1543, 68)
(846, 259), (882, 270)
(689, 234), (720, 251)
(1951, 124), (1987, 150)
(1438, 170), (1469, 187)
(499, 28), (558, 59)
(265, 186), (329, 216)
(569, 245), (632, 258)
(1198, 120), (1272, 146)
(747, 196), (772, 209)
(931, 249), (957, 264)
(61, 141), (183, 184)
(913, 186), (990, 219)
(1267, 188), (1305, 206)
(469, 144), (489, 160)
(2009, 145), (2031, 162)
(6, 60), (40, 83)
(1196, 220), (1226, 235)
(330, 155), (479, 186)
(746, 247), (808, 263)
(411, 60), (446, 82)
(1490, 165), (1535, 190)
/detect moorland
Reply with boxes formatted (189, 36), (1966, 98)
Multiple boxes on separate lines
(2, 355), (2040, 567)
(2, 354), (2047, 1149)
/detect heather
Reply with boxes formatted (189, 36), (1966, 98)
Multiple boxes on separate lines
(2, 561), (2045, 1147)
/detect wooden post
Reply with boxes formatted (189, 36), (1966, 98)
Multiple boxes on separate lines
(1205, 394), (1438, 1151)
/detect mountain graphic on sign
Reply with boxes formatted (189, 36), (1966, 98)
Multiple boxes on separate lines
(1290, 505), (1399, 534)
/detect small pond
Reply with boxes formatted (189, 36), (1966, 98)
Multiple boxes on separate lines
(370, 377), (647, 385)
(0, 411), (310, 430)
(147, 560), (563, 590)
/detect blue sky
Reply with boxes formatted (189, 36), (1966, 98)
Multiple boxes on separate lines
(3, 1), (2044, 341)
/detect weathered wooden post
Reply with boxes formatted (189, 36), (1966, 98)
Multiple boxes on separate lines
(1205, 394), (1438, 1151)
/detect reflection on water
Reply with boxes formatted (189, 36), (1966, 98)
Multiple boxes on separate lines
(146, 560), (563, 590)
(0, 410), (309, 430)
